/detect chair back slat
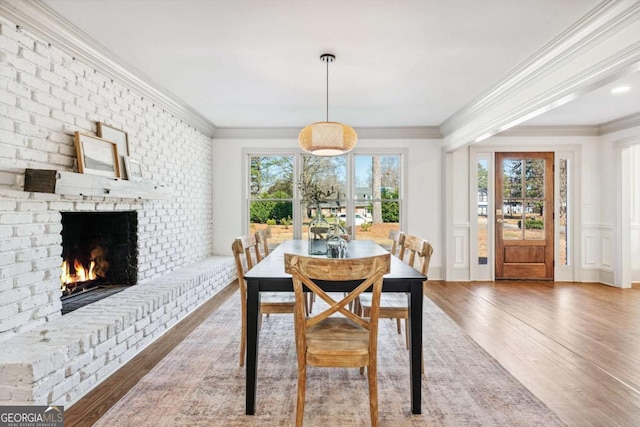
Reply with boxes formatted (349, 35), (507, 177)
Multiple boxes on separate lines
(388, 230), (405, 258)
(284, 253), (390, 350)
(254, 228), (272, 262)
(402, 235), (434, 276)
(232, 235), (261, 293)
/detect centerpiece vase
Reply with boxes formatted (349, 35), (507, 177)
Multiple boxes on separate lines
(326, 224), (348, 258)
(308, 203), (329, 255)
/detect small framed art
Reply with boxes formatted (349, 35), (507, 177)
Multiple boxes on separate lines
(97, 123), (129, 178)
(74, 132), (120, 178)
(124, 156), (143, 181)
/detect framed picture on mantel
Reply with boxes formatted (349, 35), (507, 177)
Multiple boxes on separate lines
(124, 156), (143, 182)
(74, 132), (120, 178)
(97, 123), (129, 179)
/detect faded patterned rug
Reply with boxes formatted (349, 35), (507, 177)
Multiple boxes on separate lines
(95, 293), (564, 426)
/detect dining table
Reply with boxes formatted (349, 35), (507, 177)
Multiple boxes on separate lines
(243, 239), (427, 415)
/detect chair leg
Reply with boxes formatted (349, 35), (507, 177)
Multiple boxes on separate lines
(368, 360), (379, 427)
(239, 316), (246, 367)
(296, 365), (306, 427)
(353, 297), (362, 315)
(396, 318), (402, 334)
(306, 292), (315, 313)
(404, 318), (410, 349)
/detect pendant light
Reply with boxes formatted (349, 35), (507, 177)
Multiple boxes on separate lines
(298, 53), (357, 156)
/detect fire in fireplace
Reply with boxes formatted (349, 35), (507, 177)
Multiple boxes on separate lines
(60, 211), (138, 313)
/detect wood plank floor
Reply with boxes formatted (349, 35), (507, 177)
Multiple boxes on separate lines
(425, 280), (640, 426)
(66, 280), (640, 426)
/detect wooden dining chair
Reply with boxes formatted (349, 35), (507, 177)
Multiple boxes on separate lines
(358, 235), (433, 351)
(254, 227), (272, 262)
(232, 235), (295, 367)
(284, 252), (390, 427)
(388, 230), (406, 258)
(306, 223), (353, 314)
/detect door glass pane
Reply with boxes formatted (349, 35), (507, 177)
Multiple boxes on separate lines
(477, 159), (488, 264)
(503, 200), (523, 240)
(503, 159), (522, 198)
(524, 201), (544, 240)
(559, 159), (569, 265)
(525, 159), (545, 198)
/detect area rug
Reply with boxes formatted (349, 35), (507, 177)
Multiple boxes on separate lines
(95, 293), (564, 426)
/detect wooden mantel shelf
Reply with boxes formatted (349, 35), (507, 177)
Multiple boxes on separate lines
(24, 169), (172, 200)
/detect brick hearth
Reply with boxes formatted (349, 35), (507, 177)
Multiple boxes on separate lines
(0, 256), (235, 406)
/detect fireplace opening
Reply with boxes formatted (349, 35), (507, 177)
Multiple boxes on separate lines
(60, 211), (138, 314)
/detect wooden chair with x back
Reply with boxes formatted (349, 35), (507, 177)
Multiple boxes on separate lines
(284, 253), (391, 427)
(358, 234), (433, 352)
(232, 234), (295, 367)
(254, 228), (272, 262)
(387, 230), (406, 258)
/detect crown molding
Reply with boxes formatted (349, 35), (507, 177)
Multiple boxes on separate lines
(441, 0), (640, 150)
(0, 0), (217, 137)
(599, 111), (640, 134)
(213, 126), (442, 140)
(499, 125), (600, 137)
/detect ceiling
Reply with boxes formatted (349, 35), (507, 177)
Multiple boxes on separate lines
(40, 0), (637, 130)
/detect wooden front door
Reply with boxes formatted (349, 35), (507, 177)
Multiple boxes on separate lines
(495, 152), (554, 280)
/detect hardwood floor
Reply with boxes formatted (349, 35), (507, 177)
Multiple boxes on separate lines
(425, 280), (640, 426)
(66, 280), (640, 426)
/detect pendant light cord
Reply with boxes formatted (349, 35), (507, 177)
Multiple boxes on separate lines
(325, 57), (329, 122)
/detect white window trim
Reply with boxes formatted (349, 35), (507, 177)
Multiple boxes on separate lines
(242, 147), (407, 241)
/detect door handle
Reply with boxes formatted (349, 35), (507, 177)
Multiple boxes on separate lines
(496, 219), (504, 223)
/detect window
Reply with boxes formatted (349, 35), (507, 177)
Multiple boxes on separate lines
(477, 159), (488, 264)
(559, 158), (569, 266)
(249, 155), (293, 244)
(247, 152), (403, 248)
(354, 155), (401, 244)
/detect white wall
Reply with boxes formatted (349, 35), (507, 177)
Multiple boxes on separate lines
(212, 137), (444, 279)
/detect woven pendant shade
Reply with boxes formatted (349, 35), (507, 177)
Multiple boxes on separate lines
(299, 53), (357, 156)
(298, 121), (357, 156)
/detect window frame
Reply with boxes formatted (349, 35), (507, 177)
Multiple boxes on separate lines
(243, 148), (406, 246)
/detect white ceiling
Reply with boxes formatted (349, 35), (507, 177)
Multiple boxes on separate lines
(41, 0), (637, 129)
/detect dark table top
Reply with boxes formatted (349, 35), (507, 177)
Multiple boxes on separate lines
(245, 239), (426, 281)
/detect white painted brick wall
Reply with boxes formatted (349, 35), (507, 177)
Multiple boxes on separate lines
(0, 15), (216, 342)
(0, 13), (240, 410)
